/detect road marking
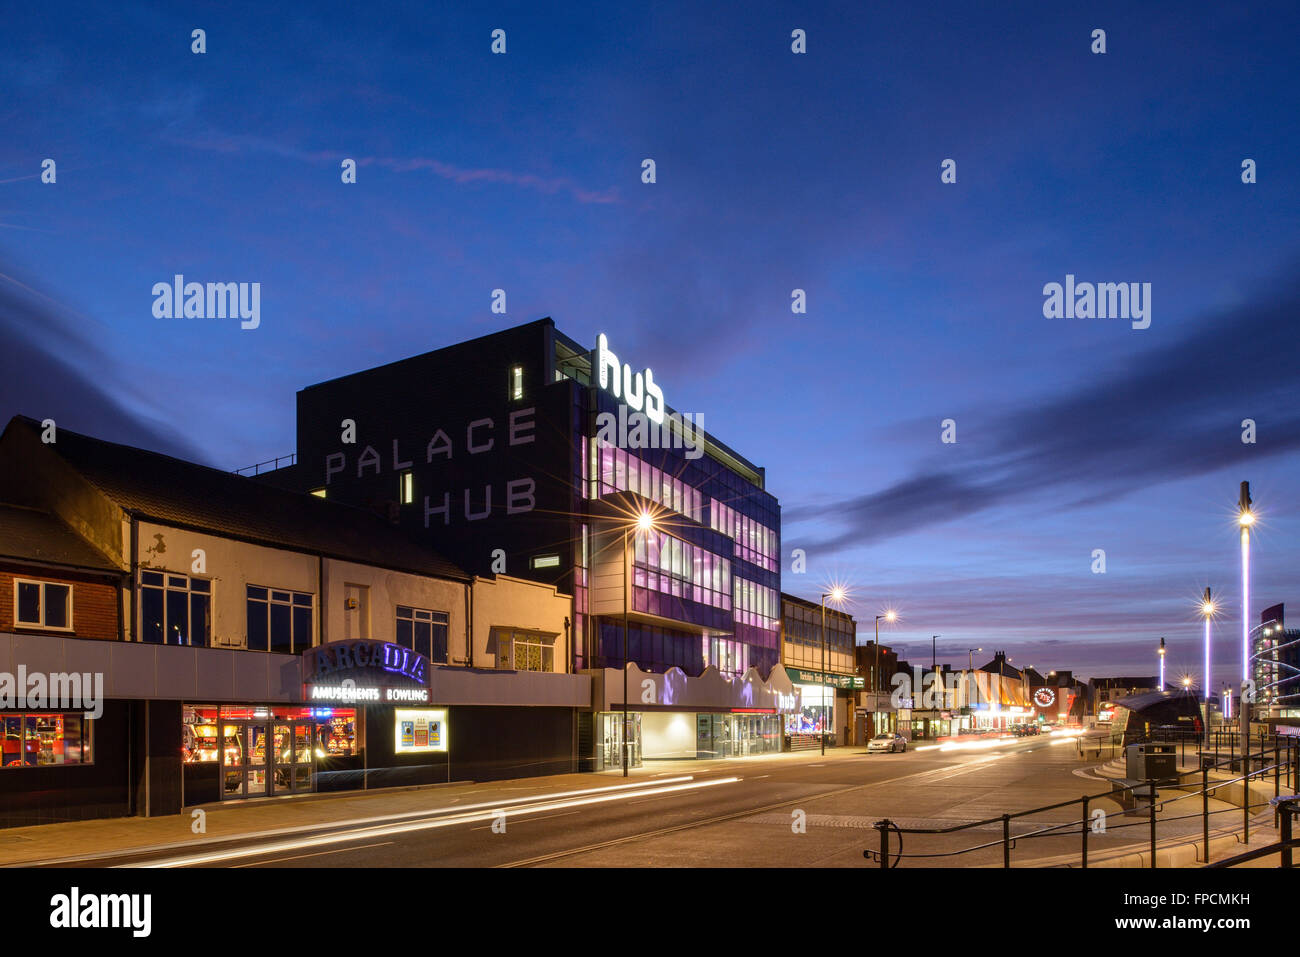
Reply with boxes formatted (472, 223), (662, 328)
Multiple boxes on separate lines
(233, 841), (394, 867)
(124, 777), (742, 868)
(471, 809), (583, 831)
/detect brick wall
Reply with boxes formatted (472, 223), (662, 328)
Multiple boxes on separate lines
(0, 562), (120, 640)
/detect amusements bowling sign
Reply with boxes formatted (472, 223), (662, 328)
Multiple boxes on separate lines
(303, 640), (432, 704)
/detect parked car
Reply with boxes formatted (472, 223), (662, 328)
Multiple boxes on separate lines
(868, 733), (907, 753)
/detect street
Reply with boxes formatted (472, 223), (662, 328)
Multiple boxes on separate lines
(20, 731), (1183, 869)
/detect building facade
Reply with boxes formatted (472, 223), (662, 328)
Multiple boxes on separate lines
(0, 416), (583, 827)
(780, 593), (859, 748)
(1252, 603), (1300, 718)
(269, 319), (795, 766)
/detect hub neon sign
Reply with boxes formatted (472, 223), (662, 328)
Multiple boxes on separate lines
(595, 334), (665, 424)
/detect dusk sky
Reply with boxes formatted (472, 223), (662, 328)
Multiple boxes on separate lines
(2, 1), (1297, 685)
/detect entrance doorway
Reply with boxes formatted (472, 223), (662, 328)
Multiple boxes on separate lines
(599, 712), (642, 770)
(220, 719), (315, 798)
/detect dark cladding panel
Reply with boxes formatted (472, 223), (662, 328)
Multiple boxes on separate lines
(293, 321), (576, 581)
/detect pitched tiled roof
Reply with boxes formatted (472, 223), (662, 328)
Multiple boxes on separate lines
(10, 417), (470, 582)
(0, 503), (119, 572)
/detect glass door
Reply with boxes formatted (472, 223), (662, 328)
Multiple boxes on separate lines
(272, 721), (315, 794)
(601, 713), (642, 770)
(220, 721), (271, 798)
(246, 723), (269, 796)
(221, 722), (244, 797)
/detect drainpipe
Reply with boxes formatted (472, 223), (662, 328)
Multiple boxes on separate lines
(318, 555), (326, 649)
(465, 580), (474, 668)
(129, 512), (139, 642)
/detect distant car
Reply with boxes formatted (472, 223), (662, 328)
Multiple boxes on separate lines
(868, 733), (907, 753)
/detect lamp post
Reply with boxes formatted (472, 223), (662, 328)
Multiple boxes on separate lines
(622, 510), (655, 777)
(820, 587), (846, 756)
(1201, 589), (1215, 704)
(1238, 481), (1254, 788)
(1158, 637), (1166, 692)
(1201, 590), (1215, 751)
(874, 611), (897, 735)
(968, 647), (982, 731)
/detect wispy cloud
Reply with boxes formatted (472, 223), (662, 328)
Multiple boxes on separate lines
(166, 128), (620, 205)
(0, 264), (204, 461)
(785, 263), (1300, 552)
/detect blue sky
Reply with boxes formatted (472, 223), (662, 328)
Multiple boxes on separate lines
(2, 0), (1298, 684)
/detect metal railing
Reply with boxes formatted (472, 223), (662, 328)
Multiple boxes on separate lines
(233, 453), (297, 476)
(863, 732), (1298, 868)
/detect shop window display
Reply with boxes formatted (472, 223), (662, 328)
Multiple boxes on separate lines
(1, 713), (92, 767)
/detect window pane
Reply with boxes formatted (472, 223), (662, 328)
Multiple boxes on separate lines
(43, 584), (70, 628)
(166, 588), (189, 644)
(142, 587), (164, 644)
(141, 571), (164, 586)
(191, 579), (211, 593)
(64, 714), (83, 765)
(397, 606), (413, 619)
(16, 582), (41, 624)
(247, 585), (268, 601)
(247, 601), (268, 652)
(396, 618), (413, 651)
(292, 606), (313, 654)
(269, 603), (292, 654)
(293, 593), (313, 607)
(415, 620), (432, 660)
(190, 593), (211, 647)
(432, 620), (448, 664)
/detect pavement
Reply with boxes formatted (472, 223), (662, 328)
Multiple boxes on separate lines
(0, 731), (1284, 868)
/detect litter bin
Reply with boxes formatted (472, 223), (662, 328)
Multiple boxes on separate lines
(1126, 743), (1178, 784)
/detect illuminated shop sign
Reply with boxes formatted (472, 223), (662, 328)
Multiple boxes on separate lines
(305, 639), (428, 685)
(303, 640), (432, 705)
(1033, 688), (1057, 707)
(395, 708), (448, 753)
(595, 334), (665, 424)
(309, 684), (431, 704)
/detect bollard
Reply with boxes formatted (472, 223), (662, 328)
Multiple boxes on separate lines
(1276, 738), (1281, 799)
(878, 820), (890, 870)
(1148, 778), (1157, 868)
(1203, 767), (1210, 863)
(1283, 803), (1294, 869)
(1081, 795), (1089, 869)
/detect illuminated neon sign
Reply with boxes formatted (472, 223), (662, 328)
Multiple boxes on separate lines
(595, 334), (665, 424)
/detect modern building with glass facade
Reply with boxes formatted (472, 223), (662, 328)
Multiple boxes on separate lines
(1252, 603), (1300, 717)
(271, 318), (792, 766)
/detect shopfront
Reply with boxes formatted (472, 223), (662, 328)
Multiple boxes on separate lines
(785, 668), (859, 747)
(181, 704), (362, 802)
(589, 663), (798, 768)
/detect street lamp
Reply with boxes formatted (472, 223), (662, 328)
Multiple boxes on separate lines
(1238, 481), (1253, 786)
(874, 610), (897, 736)
(1238, 481), (1253, 687)
(1201, 589), (1216, 704)
(1158, 637), (1166, 692)
(820, 586), (846, 756)
(621, 509), (657, 777)
(968, 647), (983, 730)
